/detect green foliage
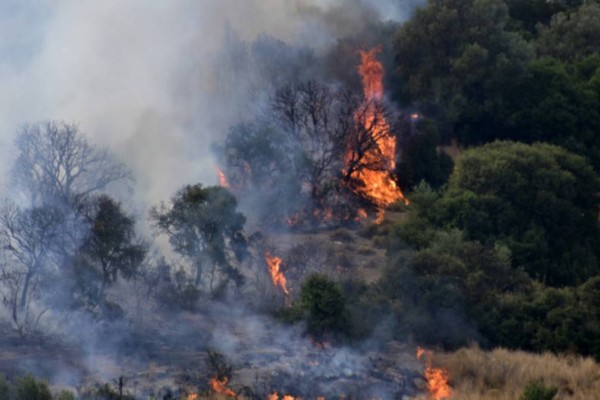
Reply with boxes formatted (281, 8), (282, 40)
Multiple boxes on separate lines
(0, 375), (9, 400)
(536, 2), (600, 62)
(54, 391), (76, 400)
(393, 0), (533, 141)
(150, 184), (247, 291)
(396, 119), (454, 190)
(298, 274), (349, 339)
(70, 195), (147, 312)
(519, 380), (558, 400)
(15, 375), (52, 400)
(439, 141), (600, 286)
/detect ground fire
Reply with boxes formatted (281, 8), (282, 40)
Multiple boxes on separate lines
(344, 47), (408, 216)
(417, 347), (452, 400)
(264, 252), (289, 296)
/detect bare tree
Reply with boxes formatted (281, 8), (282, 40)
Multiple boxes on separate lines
(0, 202), (61, 335)
(12, 121), (132, 206)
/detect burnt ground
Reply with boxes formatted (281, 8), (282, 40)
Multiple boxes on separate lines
(0, 210), (425, 399)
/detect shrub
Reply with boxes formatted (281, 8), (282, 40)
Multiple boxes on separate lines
(519, 380), (558, 400)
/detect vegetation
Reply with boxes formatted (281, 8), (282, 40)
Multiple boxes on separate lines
(3, 0), (600, 398)
(427, 345), (600, 399)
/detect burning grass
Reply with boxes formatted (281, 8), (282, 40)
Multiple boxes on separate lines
(417, 345), (600, 400)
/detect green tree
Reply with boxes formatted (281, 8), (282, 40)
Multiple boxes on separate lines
(15, 375), (51, 400)
(536, 2), (600, 62)
(392, 0), (533, 142)
(299, 274), (349, 339)
(438, 141), (600, 286)
(150, 185), (247, 292)
(69, 195), (146, 312)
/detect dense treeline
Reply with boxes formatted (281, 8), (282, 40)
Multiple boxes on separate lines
(375, 0), (600, 358)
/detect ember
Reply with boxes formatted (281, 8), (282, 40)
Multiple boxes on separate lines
(416, 347), (452, 400)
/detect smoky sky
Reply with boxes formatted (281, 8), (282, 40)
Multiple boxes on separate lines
(0, 0), (422, 206)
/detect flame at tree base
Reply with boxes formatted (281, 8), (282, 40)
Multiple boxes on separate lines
(417, 347), (452, 400)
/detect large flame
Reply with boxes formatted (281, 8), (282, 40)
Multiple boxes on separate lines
(264, 252), (289, 295)
(345, 47), (408, 212)
(209, 376), (237, 398)
(416, 347), (452, 400)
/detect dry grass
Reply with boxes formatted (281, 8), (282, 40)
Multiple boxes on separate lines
(418, 345), (600, 400)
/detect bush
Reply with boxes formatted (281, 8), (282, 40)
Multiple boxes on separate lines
(519, 380), (558, 400)
(299, 274), (349, 339)
(0, 375), (9, 400)
(16, 375), (52, 400)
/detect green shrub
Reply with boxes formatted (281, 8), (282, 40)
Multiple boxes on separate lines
(16, 375), (52, 400)
(519, 380), (558, 400)
(0, 375), (9, 400)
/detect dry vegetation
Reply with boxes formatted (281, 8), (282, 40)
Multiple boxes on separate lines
(419, 345), (600, 400)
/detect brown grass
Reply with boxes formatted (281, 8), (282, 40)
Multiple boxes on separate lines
(414, 345), (600, 400)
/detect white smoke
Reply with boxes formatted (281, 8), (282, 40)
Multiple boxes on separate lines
(0, 0), (421, 206)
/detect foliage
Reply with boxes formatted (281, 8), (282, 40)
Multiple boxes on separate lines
(298, 274), (349, 339)
(536, 2), (600, 62)
(15, 375), (52, 400)
(150, 184), (247, 292)
(438, 141), (600, 286)
(69, 195), (147, 312)
(519, 380), (558, 400)
(396, 118), (453, 190)
(393, 0), (533, 142)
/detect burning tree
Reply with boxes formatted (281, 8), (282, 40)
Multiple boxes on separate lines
(218, 47), (409, 227)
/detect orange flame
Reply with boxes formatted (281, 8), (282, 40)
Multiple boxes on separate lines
(218, 169), (230, 188)
(345, 47), (408, 212)
(416, 347), (452, 400)
(264, 252), (289, 295)
(267, 393), (299, 400)
(187, 394), (199, 400)
(209, 376), (237, 398)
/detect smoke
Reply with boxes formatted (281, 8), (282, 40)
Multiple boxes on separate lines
(0, 1), (429, 397)
(0, 0), (421, 206)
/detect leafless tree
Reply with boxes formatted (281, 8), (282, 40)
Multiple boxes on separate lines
(12, 121), (132, 207)
(0, 202), (62, 335)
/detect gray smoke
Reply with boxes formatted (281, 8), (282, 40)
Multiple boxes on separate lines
(0, 0), (421, 207)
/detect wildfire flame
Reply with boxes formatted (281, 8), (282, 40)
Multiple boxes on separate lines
(416, 347), (452, 400)
(345, 47), (408, 216)
(268, 393), (305, 400)
(209, 376), (237, 398)
(218, 169), (230, 188)
(264, 252), (289, 295)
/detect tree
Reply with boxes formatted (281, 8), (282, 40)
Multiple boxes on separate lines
(69, 195), (146, 312)
(0, 202), (62, 335)
(392, 0), (533, 142)
(536, 2), (600, 62)
(298, 274), (349, 340)
(150, 185), (247, 292)
(437, 141), (600, 286)
(12, 121), (131, 207)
